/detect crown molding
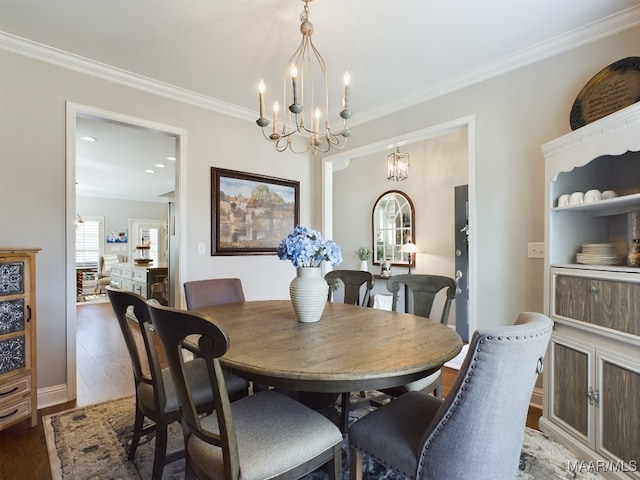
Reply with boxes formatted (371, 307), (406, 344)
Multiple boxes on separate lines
(1, 5), (639, 127)
(0, 31), (257, 123)
(353, 5), (640, 126)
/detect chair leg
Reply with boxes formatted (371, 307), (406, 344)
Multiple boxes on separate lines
(349, 447), (363, 480)
(128, 403), (145, 459)
(327, 443), (342, 480)
(151, 423), (168, 480)
(432, 375), (443, 399)
(340, 392), (350, 433)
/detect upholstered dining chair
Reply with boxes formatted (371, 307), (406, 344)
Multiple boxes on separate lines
(381, 274), (458, 399)
(324, 269), (374, 431)
(324, 269), (374, 307)
(146, 301), (343, 480)
(105, 286), (249, 480)
(184, 278), (245, 310)
(349, 312), (553, 480)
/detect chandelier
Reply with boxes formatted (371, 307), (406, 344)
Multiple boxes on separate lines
(256, 0), (352, 154)
(387, 147), (409, 181)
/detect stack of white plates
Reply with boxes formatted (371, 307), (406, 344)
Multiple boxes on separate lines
(576, 243), (619, 265)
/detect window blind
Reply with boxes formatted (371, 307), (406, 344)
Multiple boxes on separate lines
(76, 219), (102, 269)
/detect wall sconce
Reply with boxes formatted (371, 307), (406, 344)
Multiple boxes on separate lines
(399, 241), (419, 273)
(387, 147), (409, 181)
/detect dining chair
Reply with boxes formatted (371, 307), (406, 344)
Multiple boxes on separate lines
(183, 278), (245, 310)
(183, 277), (244, 358)
(382, 273), (458, 399)
(146, 301), (343, 480)
(324, 269), (374, 307)
(324, 269), (374, 432)
(349, 312), (553, 480)
(105, 286), (249, 480)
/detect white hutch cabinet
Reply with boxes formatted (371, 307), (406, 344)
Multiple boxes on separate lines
(541, 103), (640, 479)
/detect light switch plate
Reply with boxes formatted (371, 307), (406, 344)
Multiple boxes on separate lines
(197, 242), (206, 255)
(528, 242), (544, 259)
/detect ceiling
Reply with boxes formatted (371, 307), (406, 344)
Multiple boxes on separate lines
(75, 117), (177, 203)
(2, 1), (640, 202)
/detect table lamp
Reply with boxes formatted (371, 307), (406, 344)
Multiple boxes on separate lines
(399, 242), (419, 274)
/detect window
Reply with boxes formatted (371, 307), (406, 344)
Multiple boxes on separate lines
(75, 217), (103, 269)
(139, 226), (159, 264)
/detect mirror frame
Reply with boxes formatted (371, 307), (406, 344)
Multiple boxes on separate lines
(371, 190), (415, 266)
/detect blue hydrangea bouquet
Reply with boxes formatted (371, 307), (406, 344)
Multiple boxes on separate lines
(277, 226), (342, 268)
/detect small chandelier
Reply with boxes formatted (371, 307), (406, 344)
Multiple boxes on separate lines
(256, 0), (352, 155)
(387, 147), (409, 181)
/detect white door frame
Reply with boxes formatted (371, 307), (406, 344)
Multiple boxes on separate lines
(65, 102), (188, 402)
(321, 115), (477, 339)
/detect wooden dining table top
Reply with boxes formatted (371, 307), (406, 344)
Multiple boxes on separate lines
(194, 300), (463, 393)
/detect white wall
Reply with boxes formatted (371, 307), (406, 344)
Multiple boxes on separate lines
(1, 24), (638, 404)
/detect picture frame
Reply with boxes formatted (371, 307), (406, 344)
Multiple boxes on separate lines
(106, 229), (128, 243)
(211, 168), (300, 255)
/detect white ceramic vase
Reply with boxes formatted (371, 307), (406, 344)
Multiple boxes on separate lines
(359, 260), (368, 271)
(289, 266), (328, 323)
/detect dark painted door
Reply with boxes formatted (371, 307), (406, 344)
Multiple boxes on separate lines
(454, 185), (469, 341)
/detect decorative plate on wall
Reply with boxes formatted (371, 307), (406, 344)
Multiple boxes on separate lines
(569, 56), (640, 130)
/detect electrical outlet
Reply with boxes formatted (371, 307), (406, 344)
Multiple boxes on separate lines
(528, 242), (544, 259)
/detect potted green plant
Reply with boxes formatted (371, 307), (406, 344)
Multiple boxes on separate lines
(356, 245), (372, 271)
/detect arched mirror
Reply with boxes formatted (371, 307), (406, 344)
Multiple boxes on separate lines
(372, 190), (415, 266)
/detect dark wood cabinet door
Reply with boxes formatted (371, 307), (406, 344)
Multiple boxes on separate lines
(555, 275), (640, 336)
(600, 359), (640, 467)
(590, 279), (640, 336)
(554, 276), (590, 323)
(552, 340), (590, 438)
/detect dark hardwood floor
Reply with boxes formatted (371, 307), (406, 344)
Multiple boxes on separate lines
(0, 301), (541, 479)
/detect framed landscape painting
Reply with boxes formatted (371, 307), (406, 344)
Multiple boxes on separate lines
(211, 168), (300, 255)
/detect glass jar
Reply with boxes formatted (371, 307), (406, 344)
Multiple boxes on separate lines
(627, 212), (640, 267)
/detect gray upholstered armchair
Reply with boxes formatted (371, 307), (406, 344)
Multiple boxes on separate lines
(96, 254), (126, 294)
(348, 312), (553, 480)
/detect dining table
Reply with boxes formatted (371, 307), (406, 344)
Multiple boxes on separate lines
(193, 300), (463, 402)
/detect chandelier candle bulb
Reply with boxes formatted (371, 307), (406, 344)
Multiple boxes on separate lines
(258, 79), (265, 118)
(314, 107), (321, 139)
(343, 71), (350, 108)
(271, 101), (280, 138)
(290, 64), (298, 107)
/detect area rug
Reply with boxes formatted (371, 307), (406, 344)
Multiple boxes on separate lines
(44, 395), (602, 480)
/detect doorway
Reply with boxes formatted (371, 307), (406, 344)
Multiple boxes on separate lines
(66, 102), (186, 401)
(321, 116), (476, 339)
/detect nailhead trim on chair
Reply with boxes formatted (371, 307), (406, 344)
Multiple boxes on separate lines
(416, 326), (552, 478)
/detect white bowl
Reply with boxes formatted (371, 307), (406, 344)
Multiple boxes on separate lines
(558, 194), (570, 207)
(584, 189), (602, 203)
(569, 192), (584, 205)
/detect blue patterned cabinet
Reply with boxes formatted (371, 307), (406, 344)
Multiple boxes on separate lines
(0, 248), (39, 430)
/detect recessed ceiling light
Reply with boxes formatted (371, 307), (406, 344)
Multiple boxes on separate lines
(154, 163), (166, 168)
(80, 136), (97, 142)
(166, 156), (176, 161)
(145, 169), (155, 174)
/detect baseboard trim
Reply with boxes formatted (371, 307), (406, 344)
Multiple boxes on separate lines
(37, 384), (72, 409)
(530, 386), (543, 410)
